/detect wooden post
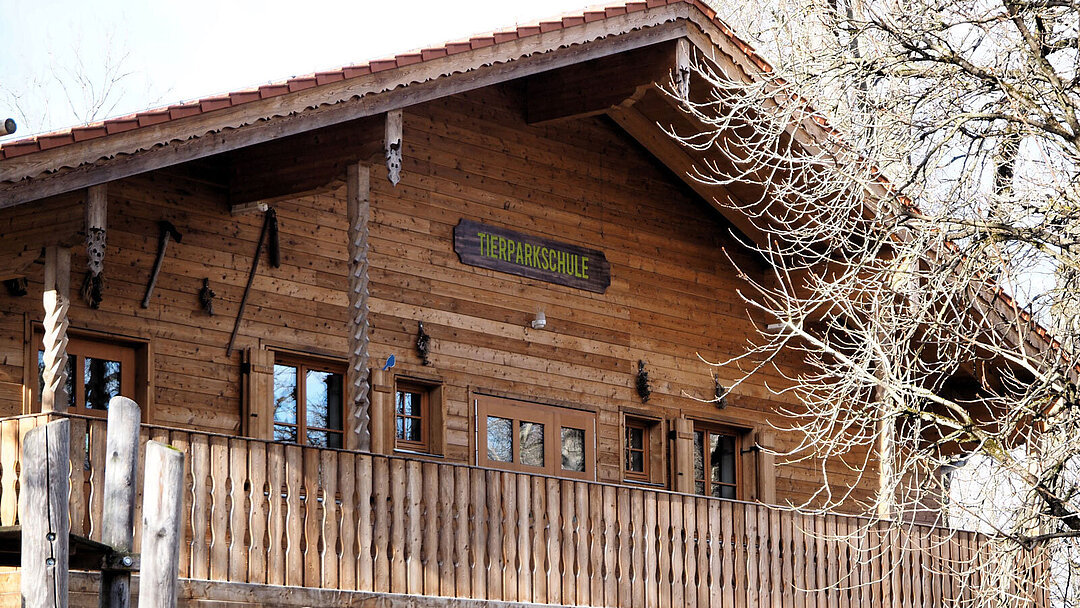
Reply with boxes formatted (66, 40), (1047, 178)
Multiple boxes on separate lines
(876, 385), (896, 519)
(385, 110), (403, 185)
(137, 441), (185, 608)
(20, 418), (71, 608)
(84, 185), (107, 308)
(348, 163), (373, 452)
(99, 397), (141, 608)
(42, 247), (71, 413)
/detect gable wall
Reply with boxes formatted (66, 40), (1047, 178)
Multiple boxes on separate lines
(0, 83), (875, 509)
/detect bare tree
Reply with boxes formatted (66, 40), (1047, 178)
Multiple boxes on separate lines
(680, 0), (1080, 603)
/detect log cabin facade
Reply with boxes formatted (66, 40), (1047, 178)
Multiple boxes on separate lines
(0, 1), (1044, 606)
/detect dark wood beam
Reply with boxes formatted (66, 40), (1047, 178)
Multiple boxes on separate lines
(525, 40), (679, 125)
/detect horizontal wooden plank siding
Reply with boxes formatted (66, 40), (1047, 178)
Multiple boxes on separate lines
(0, 412), (1020, 606)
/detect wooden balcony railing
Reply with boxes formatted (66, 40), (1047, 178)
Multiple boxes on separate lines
(0, 413), (1049, 606)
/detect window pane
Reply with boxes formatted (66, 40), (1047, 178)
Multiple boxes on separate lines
(38, 351), (76, 408)
(487, 416), (512, 463)
(274, 424), (298, 443)
(85, 357), (121, 410)
(625, 426), (644, 473)
(718, 485), (737, 500)
(520, 421), (545, 467)
(561, 427), (585, 472)
(628, 426), (644, 450)
(273, 364), (298, 425)
(308, 429), (343, 449)
(711, 433), (737, 485)
(306, 369), (343, 431)
(396, 391), (422, 417)
(399, 418), (422, 443)
(629, 450), (644, 473)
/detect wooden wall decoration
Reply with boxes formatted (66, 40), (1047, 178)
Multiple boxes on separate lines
(453, 219), (611, 293)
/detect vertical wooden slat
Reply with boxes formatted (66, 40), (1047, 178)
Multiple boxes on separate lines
(228, 438), (249, 582)
(439, 465), (457, 598)
(87, 420), (108, 542)
(576, 482), (589, 606)
(168, 431), (193, 579)
(645, 490), (659, 608)
(247, 440), (267, 584)
(453, 466), (471, 599)
(744, 503), (758, 608)
(0, 419), (19, 526)
(207, 436), (229, 580)
(517, 474), (533, 603)
(770, 508), (782, 608)
(266, 442), (285, 586)
(66, 417), (86, 537)
(302, 447), (320, 587)
(617, 486), (633, 607)
(707, 500), (722, 608)
(696, 497), (709, 608)
(321, 450), (339, 590)
(502, 471), (518, 602)
(405, 459), (422, 595)
(681, 494), (696, 608)
(781, 511), (795, 608)
(657, 492), (672, 608)
(561, 479), (576, 604)
(632, 489), (647, 608)
(338, 451), (357, 591)
(588, 482), (603, 607)
(670, 493), (685, 608)
(373, 456), (391, 593)
(189, 433), (210, 580)
(602, 484), (617, 607)
(546, 477), (561, 605)
(284, 444), (303, 587)
(721, 500), (735, 608)
(488, 470), (504, 600)
(422, 461), (439, 596)
(357, 454), (374, 591)
(531, 476), (547, 604)
(734, 500), (747, 608)
(472, 467), (489, 599)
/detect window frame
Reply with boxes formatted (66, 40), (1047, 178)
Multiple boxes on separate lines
(475, 394), (596, 481)
(30, 330), (139, 418)
(623, 417), (651, 483)
(271, 354), (346, 449)
(691, 421), (744, 500)
(394, 379), (432, 453)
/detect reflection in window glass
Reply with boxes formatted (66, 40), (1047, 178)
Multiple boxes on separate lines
(520, 421), (545, 467)
(84, 357), (121, 410)
(625, 424), (645, 474)
(693, 430), (706, 495)
(395, 390), (424, 443)
(561, 427), (585, 472)
(487, 416), (513, 462)
(710, 433), (737, 499)
(306, 370), (343, 448)
(273, 364), (299, 438)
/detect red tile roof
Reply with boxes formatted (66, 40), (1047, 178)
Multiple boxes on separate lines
(0, 0), (770, 162)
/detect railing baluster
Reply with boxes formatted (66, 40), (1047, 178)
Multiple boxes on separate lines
(228, 436), (250, 582)
(421, 461), (439, 596)
(356, 453), (374, 591)
(338, 451), (357, 591)
(320, 449), (339, 590)
(302, 446), (320, 587)
(284, 443), (303, 587)
(247, 439), (268, 584)
(266, 442), (285, 586)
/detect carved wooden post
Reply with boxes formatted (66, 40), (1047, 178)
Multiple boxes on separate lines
(99, 397), (140, 608)
(20, 419), (71, 608)
(42, 247), (71, 413)
(83, 185), (107, 308)
(347, 163), (372, 452)
(385, 110), (403, 185)
(137, 441), (185, 608)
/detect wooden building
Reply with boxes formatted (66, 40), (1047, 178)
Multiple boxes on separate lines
(0, 1), (1036, 606)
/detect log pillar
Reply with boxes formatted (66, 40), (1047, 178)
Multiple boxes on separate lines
(20, 419), (71, 608)
(41, 246), (71, 413)
(347, 163), (373, 452)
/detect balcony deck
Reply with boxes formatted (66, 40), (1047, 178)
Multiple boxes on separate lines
(0, 413), (1047, 607)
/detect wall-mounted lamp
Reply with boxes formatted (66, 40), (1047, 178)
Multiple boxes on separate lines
(530, 309), (547, 330)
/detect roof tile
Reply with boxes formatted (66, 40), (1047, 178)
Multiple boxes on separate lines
(257, 85), (289, 98)
(314, 71), (346, 85)
(539, 21), (563, 33)
(584, 10), (607, 22)
(71, 126), (108, 142)
(105, 119), (139, 134)
(136, 111), (172, 127)
(421, 47), (449, 61)
(469, 36), (495, 49)
(516, 25), (542, 36)
(342, 65), (372, 78)
(168, 105), (203, 120)
(445, 41), (472, 55)
(493, 31), (519, 43)
(200, 97), (233, 112)
(370, 59), (399, 72)
(37, 134), (75, 150)
(229, 91), (261, 104)
(395, 53), (423, 67)
(2, 141), (40, 158)
(625, 1), (648, 11)
(288, 77), (317, 92)
(562, 16), (586, 26)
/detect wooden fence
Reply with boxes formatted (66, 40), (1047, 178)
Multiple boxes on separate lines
(0, 413), (1050, 607)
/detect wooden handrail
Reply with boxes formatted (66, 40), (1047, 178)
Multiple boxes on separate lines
(0, 413), (1050, 606)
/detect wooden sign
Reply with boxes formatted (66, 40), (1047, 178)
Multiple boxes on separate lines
(454, 219), (611, 293)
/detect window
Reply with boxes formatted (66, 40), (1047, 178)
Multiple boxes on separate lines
(623, 414), (665, 485)
(273, 356), (344, 448)
(34, 334), (136, 417)
(395, 380), (431, 452)
(693, 424), (740, 499)
(476, 395), (595, 480)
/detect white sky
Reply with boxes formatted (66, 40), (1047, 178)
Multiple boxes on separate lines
(0, 0), (606, 139)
